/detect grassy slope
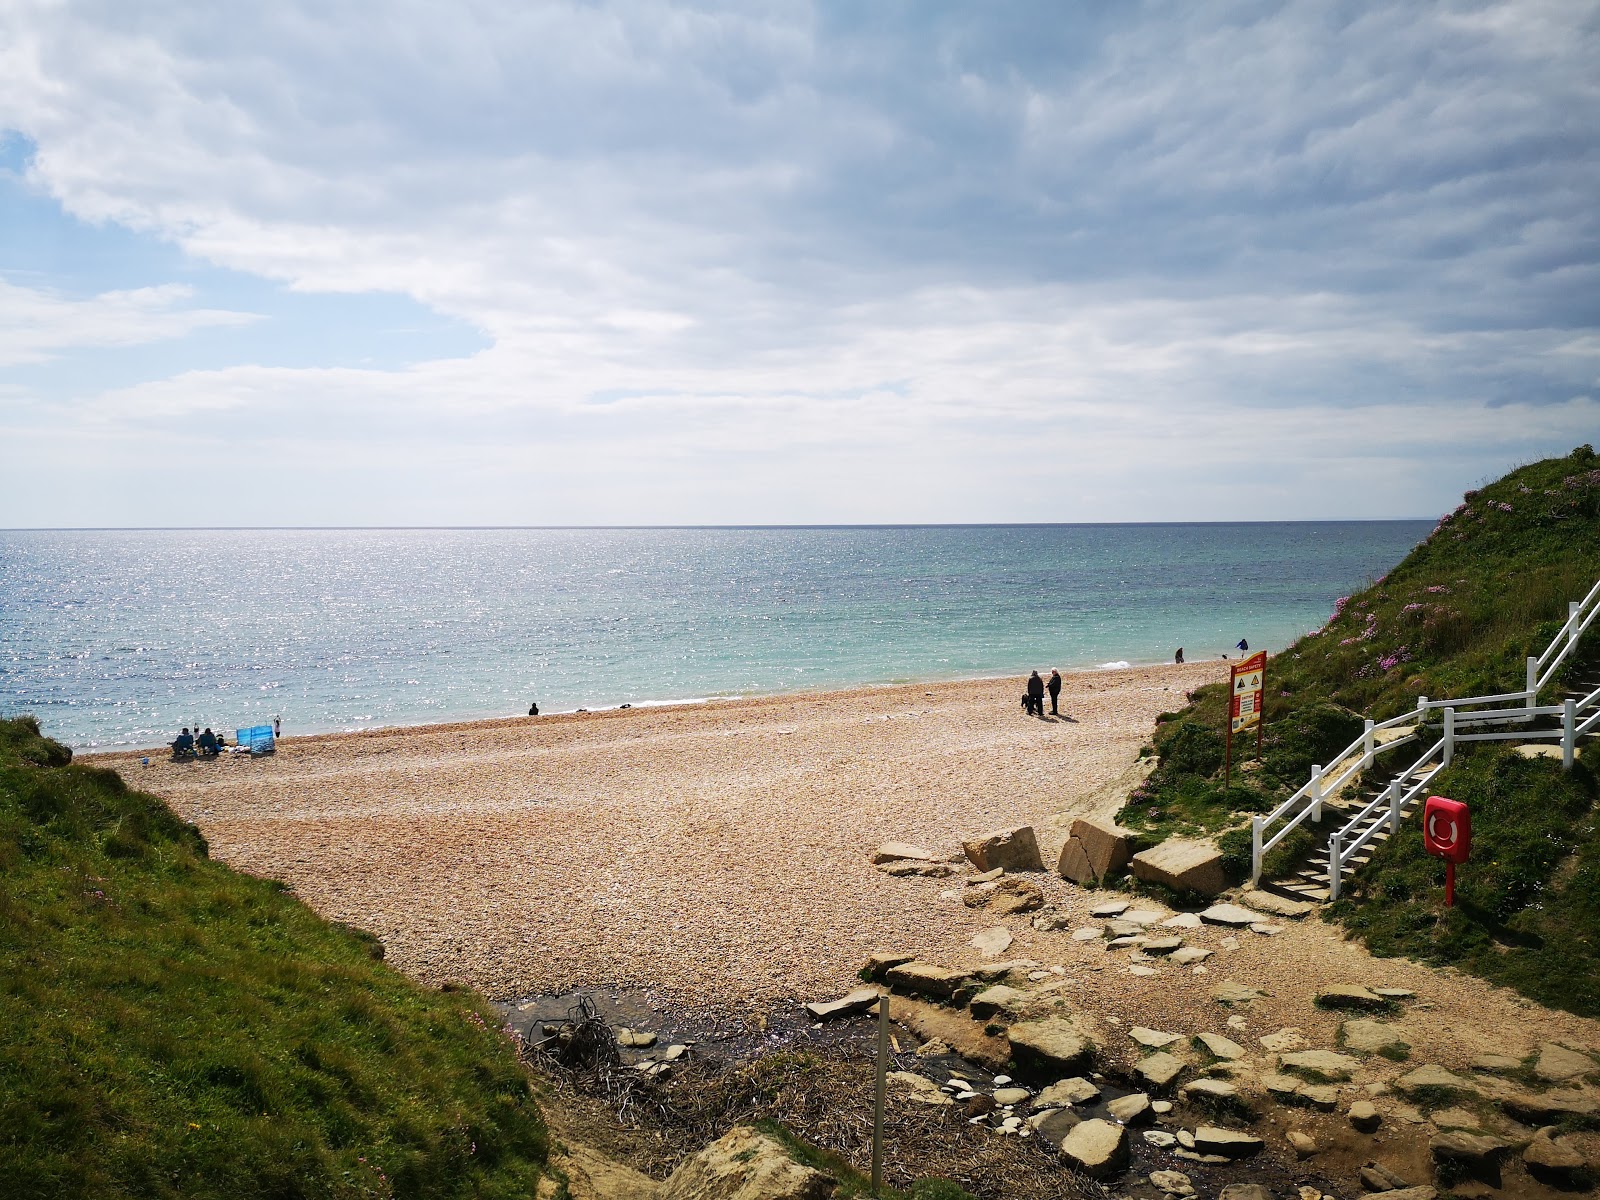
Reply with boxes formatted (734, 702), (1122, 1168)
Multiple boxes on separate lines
(0, 717), (548, 1200)
(1113, 446), (1600, 1013)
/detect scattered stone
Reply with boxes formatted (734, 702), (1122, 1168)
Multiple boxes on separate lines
(1106, 919), (1145, 938)
(990, 1073), (1010, 1084)
(1058, 816), (1138, 884)
(1429, 1107), (1480, 1130)
(1239, 888), (1314, 918)
(1072, 926), (1104, 941)
(1129, 965), (1160, 977)
(1360, 1162), (1410, 1191)
(1132, 840), (1229, 896)
(989, 877), (1046, 915)
(1199, 902), (1265, 926)
(969, 984), (1026, 1020)
(970, 927), (1014, 958)
(1176, 1130), (1196, 1148)
(1428, 1130), (1508, 1167)
(863, 951), (915, 978)
(1534, 1041), (1596, 1083)
(1220, 936), (1240, 949)
(887, 1071), (954, 1106)
(1524, 1128), (1588, 1183)
(1151, 1099), (1173, 1114)
(657, 1125), (836, 1200)
(1371, 987), (1414, 999)
(1180, 1078), (1239, 1103)
(1496, 1089), (1598, 1123)
(1469, 1053), (1521, 1074)
(877, 860), (926, 876)
(971, 959), (1035, 981)
(915, 1038), (951, 1058)
(963, 826), (1044, 872)
(1196, 1032), (1246, 1060)
(1144, 1129), (1178, 1147)
(1395, 1064), (1473, 1095)
(1032, 1108), (1082, 1146)
(1348, 1099), (1381, 1131)
(1260, 1028), (1306, 1052)
(1262, 1073), (1304, 1102)
(885, 961), (974, 1000)
(999, 1115), (1022, 1131)
(1211, 981), (1262, 1004)
(1342, 1019), (1409, 1056)
(1170, 946), (1213, 966)
(1281, 1050), (1359, 1081)
(1059, 1119), (1130, 1179)
(1194, 1126), (1263, 1157)
(1149, 1168), (1196, 1197)
(1008, 1017), (1095, 1074)
(1108, 1092), (1151, 1124)
(1135, 1051), (1188, 1092)
(993, 1086), (1031, 1106)
(1107, 935), (1145, 950)
(1298, 1084), (1339, 1111)
(1218, 1186), (1272, 1200)
(1226, 1014), (1247, 1031)
(804, 987), (881, 1021)
(1249, 923), (1282, 936)
(660, 1044), (688, 1062)
(1365, 1190), (1437, 1200)
(1315, 983), (1389, 1011)
(968, 867), (1004, 884)
(871, 842), (934, 864)
(1144, 936), (1185, 955)
(1123, 908), (1168, 926)
(1287, 1130), (1318, 1157)
(1033, 1077), (1101, 1108)
(1131, 1026), (1183, 1049)
(1172, 1149), (1229, 1165)
(1090, 898), (1130, 917)
(615, 1028), (657, 1048)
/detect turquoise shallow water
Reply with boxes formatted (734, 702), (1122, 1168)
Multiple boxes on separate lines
(0, 523), (1430, 749)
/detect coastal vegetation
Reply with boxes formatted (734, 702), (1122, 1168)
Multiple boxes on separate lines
(1116, 445), (1600, 1014)
(0, 716), (549, 1199)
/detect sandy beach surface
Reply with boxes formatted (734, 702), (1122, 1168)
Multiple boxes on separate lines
(99, 660), (1600, 1083)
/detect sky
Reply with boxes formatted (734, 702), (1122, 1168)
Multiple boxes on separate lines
(1, 0), (1597, 526)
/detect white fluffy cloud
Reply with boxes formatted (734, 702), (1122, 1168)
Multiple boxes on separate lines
(0, 1), (1597, 523)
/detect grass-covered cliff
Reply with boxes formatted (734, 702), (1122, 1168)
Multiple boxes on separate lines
(0, 716), (549, 1199)
(1114, 445), (1600, 1014)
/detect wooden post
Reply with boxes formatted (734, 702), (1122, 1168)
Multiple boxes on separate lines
(872, 994), (888, 1195)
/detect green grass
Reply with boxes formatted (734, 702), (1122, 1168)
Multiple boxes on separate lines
(0, 717), (549, 1199)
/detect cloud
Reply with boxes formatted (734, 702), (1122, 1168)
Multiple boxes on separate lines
(0, 278), (256, 367)
(0, 1), (1597, 523)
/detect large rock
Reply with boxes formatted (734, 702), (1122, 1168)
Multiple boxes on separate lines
(870, 841), (934, 865)
(1057, 816), (1137, 884)
(804, 987), (881, 1021)
(1008, 1017), (1095, 1075)
(1131, 840), (1228, 896)
(1524, 1128), (1588, 1183)
(885, 961), (974, 1001)
(970, 926), (1013, 958)
(1107, 1092), (1151, 1124)
(658, 1126), (835, 1200)
(1059, 1119), (1130, 1179)
(1196, 1032), (1246, 1060)
(1428, 1130), (1508, 1167)
(1198, 902), (1265, 926)
(1315, 983), (1389, 1011)
(1135, 1051), (1188, 1092)
(1033, 1076), (1101, 1108)
(1396, 1064), (1473, 1095)
(1495, 1088), (1598, 1123)
(1193, 1126), (1262, 1157)
(537, 1138), (662, 1200)
(963, 826), (1044, 872)
(1534, 1041), (1596, 1083)
(1238, 888), (1314, 918)
(1342, 1019), (1409, 1056)
(990, 878), (1045, 915)
(1281, 1050), (1358, 1081)
(969, 984), (1026, 1020)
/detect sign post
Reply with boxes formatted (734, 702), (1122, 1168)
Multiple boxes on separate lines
(1422, 795), (1471, 907)
(1226, 650), (1267, 788)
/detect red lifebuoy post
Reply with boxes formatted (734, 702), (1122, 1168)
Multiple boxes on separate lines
(1422, 795), (1471, 907)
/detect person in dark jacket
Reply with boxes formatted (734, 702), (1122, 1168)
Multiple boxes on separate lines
(1026, 670), (1045, 717)
(1047, 669), (1062, 715)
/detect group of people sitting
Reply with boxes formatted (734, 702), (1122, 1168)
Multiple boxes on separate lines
(171, 727), (224, 758)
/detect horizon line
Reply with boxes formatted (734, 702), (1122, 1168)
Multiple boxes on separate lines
(0, 518), (1436, 532)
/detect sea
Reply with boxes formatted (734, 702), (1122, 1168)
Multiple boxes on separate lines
(0, 523), (1431, 750)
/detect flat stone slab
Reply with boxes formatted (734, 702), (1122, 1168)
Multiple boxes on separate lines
(1135, 1051), (1188, 1091)
(1161, 912), (1203, 928)
(1107, 1092), (1151, 1124)
(1341, 1019), (1409, 1056)
(1196, 1032), (1246, 1060)
(1106, 919), (1145, 937)
(1089, 899), (1130, 917)
(1072, 926), (1104, 941)
(1211, 981), (1262, 1004)
(1131, 1026), (1183, 1048)
(886, 961), (974, 1000)
(1193, 1126), (1263, 1157)
(969, 984), (1026, 1019)
(1281, 1050), (1358, 1080)
(1199, 903), (1265, 926)
(1429, 1130), (1508, 1165)
(1122, 908), (1168, 925)
(1143, 936), (1185, 954)
(1059, 1118), (1130, 1179)
(1315, 983), (1389, 1010)
(1495, 1088), (1598, 1123)
(1033, 1076), (1101, 1108)
(804, 986), (882, 1021)
(1534, 1041), (1596, 1083)
(1396, 1064), (1474, 1094)
(1132, 839), (1229, 897)
(963, 826), (1044, 872)
(887, 1071), (954, 1105)
(1259, 1028), (1305, 1052)
(871, 841), (935, 864)
(1009, 1017), (1094, 1074)
(1238, 888), (1315, 918)
(1180, 1078), (1238, 1101)
(970, 926), (1014, 958)
(1170, 947), (1213, 966)
(1470, 1053), (1522, 1074)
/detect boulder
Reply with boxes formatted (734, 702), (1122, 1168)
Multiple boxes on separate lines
(1315, 983), (1389, 1011)
(886, 1071), (953, 1106)
(862, 951), (915, 979)
(870, 842), (933, 865)
(1033, 1076), (1101, 1108)
(963, 826), (1044, 872)
(1058, 816), (1137, 883)
(1059, 1119), (1130, 1179)
(1534, 1041), (1596, 1083)
(1056, 838), (1097, 884)
(1348, 1099), (1382, 1131)
(1107, 1092), (1151, 1124)
(1280, 1050), (1358, 1081)
(970, 926), (1013, 958)
(1149, 1169), (1195, 1197)
(1193, 1126), (1262, 1157)
(1428, 1130), (1508, 1167)
(885, 962), (974, 1001)
(1341, 1019), (1408, 1056)
(1131, 840), (1229, 897)
(1523, 1128), (1588, 1183)
(658, 1126), (835, 1200)
(1196, 1032), (1246, 1060)
(1238, 888), (1314, 918)
(990, 878), (1045, 915)
(1135, 1051), (1188, 1092)
(969, 984), (1026, 1020)
(1009, 1017), (1095, 1075)
(1286, 1130), (1317, 1157)
(804, 987), (881, 1021)
(1198, 902), (1266, 926)
(992, 1086), (1031, 1106)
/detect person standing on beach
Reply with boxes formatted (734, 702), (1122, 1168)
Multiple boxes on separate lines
(1174, 647), (1184, 664)
(1027, 670), (1045, 717)
(1047, 669), (1062, 715)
